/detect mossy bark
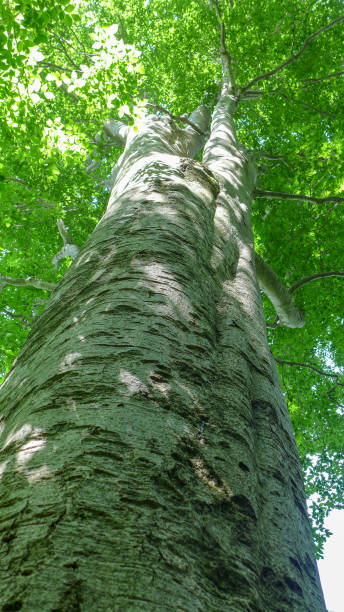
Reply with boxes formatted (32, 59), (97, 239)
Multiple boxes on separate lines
(0, 100), (325, 611)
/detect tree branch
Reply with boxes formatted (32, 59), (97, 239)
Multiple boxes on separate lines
(4, 177), (56, 209)
(241, 15), (344, 93)
(289, 271), (344, 294)
(0, 275), (56, 291)
(274, 357), (344, 384)
(102, 120), (130, 146)
(279, 92), (336, 118)
(37, 61), (82, 74)
(117, 14), (127, 43)
(85, 121), (129, 175)
(209, 0), (236, 90)
(249, 151), (295, 172)
(52, 219), (80, 269)
(183, 105), (213, 157)
(301, 70), (344, 88)
(145, 103), (207, 136)
(239, 89), (264, 100)
(254, 189), (344, 205)
(255, 253), (305, 328)
(275, 357), (344, 408)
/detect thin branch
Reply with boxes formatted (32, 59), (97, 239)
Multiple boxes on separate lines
(301, 70), (344, 88)
(290, 17), (296, 55)
(0, 275), (56, 291)
(249, 151), (295, 172)
(254, 189), (344, 205)
(275, 357), (344, 408)
(239, 89), (264, 100)
(117, 14), (127, 43)
(209, 0), (235, 88)
(145, 103), (207, 136)
(53, 33), (81, 70)
(254, 150), (338, 165)
(37, 61), (82, 74)
(4, 177), (56, 209)
(1, 307), (31, 328)
(289, 271), (344, 294)
(69, 27), (90, 60)
(241, 14), (344, 93)
(279, 92), (336, 118)
(274, 357), (344, 384)
(314, 202), (339, 220)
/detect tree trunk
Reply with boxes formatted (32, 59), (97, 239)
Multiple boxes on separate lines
(0, 96), (325, 611)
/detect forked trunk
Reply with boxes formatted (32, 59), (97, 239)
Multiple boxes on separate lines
(0, 98), (325, 610)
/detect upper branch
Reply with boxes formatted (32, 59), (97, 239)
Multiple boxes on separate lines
(102, 121), (130, 146)
(274, 357), (344, 385)
(255, 253), (305, 328)
(241, 14), (344, 94)
(210, 0), (236, 91)
(0, 275), (56, 291)
(301, 69), (344, 88)
(267, 269), (344, 329)
(249, 151), (295, 172)
(52, 219), (80, 269)
(183, 105), (213, 157)
(254, 189), (344, 205)
(145, 103), (207, 136)
(4, 177), (55, 209)
(279, 92), (336, 118)
(85, 120), (129, 175)
(289, 271), (344, 294)
(275, 357), (344, 407)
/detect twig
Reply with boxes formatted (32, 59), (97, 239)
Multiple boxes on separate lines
(314, 202), (339, 220)
(274, 357), (344, 383)
(37, 61), (82, 74)
(289, 271), (344, 294)
(249, 151), (295, 172)
(241, 15), (344, 94)
(274, 357), (344, 407)
(254, 189), (344, 205)
(4, 177), (56, 209)
(69, 27), (91, 60)
(290, 18), (296, 55)
(53, 33), (81, 70)
(279, 92), (336, 118)
(301, 70), (344, 88)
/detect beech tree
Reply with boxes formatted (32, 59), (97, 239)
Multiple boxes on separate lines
(0, 0), (343, 609)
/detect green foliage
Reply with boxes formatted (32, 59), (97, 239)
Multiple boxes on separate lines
(1, 0), (344, 556)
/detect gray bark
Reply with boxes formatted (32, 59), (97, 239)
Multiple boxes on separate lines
(255, 253), (305, 328)
(0, 98), (325, 611)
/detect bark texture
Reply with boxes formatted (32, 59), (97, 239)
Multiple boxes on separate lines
(0, 98), (325, 611)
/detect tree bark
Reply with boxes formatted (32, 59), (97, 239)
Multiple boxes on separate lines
(0, 99), (325, 611)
